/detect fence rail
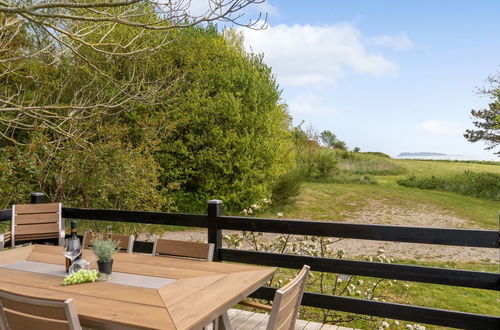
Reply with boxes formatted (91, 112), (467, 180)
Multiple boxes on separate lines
(0, 196), (499, 329)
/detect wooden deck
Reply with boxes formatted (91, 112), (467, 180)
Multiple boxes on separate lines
(226, 309), (355, 330)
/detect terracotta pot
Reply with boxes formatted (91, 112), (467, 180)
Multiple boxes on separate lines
(97, 259), (113, 274)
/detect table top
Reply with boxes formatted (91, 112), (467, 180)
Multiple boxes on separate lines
(0, 245), (275, 329)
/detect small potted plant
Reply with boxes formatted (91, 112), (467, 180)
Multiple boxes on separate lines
(91, 235), (119, 274)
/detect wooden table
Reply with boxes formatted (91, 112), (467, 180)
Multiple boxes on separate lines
(0, 245), (275, 329)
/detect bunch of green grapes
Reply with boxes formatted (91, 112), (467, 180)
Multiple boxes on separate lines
(61, 269), (99, 285)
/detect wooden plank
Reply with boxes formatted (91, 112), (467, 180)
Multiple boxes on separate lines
(158, 274), (226, 306)
(3, 309), (69, 330)
(295, 319), (309, 330)
(319, 325), (339, 330)
(83, 232), (132, 251)
(62, 207), (208, 227)
(27, 251), (221, 279)
(15, 233), (59, 240)
(217, 216), (499, 248)
(166, 269), (275, 329)
(15, 213), (59, 225)
(303, 322), (324, 330)
(0, 209), (11, 221)
(155, 239), (211, 259)
(32, 245), (262, 274)
(15, 203), (60, 215)
(235, 311), (268, 330)
(1, 296), (67, 320)
(16, 223), (59, 236)
(220, 249), (500, 290)
(0, 245), (33, 266)
(227, 309), (243, 320)
(230, 310), (255, 329)
(0, 269), (165, 308)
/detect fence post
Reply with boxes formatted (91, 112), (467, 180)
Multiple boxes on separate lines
(208, 200), (222, 261)
(30, 192), (47, 204)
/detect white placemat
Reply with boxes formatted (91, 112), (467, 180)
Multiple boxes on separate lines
(1, 261), (176, 289)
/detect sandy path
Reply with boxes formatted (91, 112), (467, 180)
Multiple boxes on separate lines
(161, 199), (498, 264)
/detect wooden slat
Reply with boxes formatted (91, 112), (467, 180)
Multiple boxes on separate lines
(14, 203), (60, 215)
(0, 245), (33, 266)
(32, 245), (261, 274)
(234, 311), (268, 330)
(16, 233), (59, 240)
(0, 269), (165, 308)
(220, 249), (500, 290)
(165, 269), (274, 329)
(4, 309), (69, 330)
(1, 296), (67, 320)
(26, 251), (220, 279)
(83, 232), (131, 251)
(217, 216), (499, 248)
(15, 213), (59, 225)
(230, 310), (255, 329)
(16, 223), (59, 236)
(62, 207), (208, 228)
(303, 322), (324, 330)
(155, 239), (211, 259)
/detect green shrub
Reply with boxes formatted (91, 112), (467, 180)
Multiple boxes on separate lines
(271, 169), (304, 205)
(397, 175), (444, 189)
(397, 171), (500, 201)
(312, 149), (338, 177)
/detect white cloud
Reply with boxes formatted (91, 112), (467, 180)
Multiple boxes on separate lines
(287, 93), (336, 116)
(242, 23), (399, 87)
(367, 32), (414, 51)
(417, 120), (464, 137)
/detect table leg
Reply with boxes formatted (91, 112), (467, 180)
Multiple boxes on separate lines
(217, 312), (233, 330)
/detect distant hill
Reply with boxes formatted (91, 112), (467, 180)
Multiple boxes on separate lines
(398, 152), (447, 157)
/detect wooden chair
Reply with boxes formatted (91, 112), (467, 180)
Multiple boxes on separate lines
(0, 203), (65, 250)
(237, 265), (310, 330)
(0, 289), (81, 330)
(152, 238), (214, 261)
(82, 231), (134, 254)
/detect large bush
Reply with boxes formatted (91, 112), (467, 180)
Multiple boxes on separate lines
(154, 27), (294, 213)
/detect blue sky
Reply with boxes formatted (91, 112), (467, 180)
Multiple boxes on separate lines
(240, 0), (500, 159)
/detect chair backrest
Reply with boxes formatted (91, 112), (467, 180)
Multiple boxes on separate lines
(82, 231), (134, 253)
(12, 203), (65, 247)
(0, 289), (81, 330)
(152, 238), (214, 261)
(266, 265), (310, 330)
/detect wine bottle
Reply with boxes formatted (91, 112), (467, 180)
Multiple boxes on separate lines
(65, 221), (81, 273)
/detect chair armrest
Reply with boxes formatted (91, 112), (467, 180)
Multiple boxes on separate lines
(238, 299), (273, 312)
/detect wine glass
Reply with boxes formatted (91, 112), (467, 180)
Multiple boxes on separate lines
(64, 237), (81, 271)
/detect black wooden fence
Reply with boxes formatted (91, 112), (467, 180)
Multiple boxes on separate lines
(0, 197), (499, 329)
